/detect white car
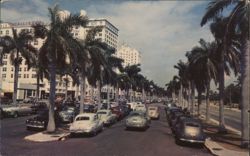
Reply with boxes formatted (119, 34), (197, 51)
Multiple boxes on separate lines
(147, 106), (160, 119)
(97, 109), (117, 126)
(2, 104), (32, 118)
(70, 113), (103, 136)
(134, 104), (147, 113)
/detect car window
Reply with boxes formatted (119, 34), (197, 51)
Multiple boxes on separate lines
(185, 122), (200, 127)
(97, 112), (107, 115)
(76, 116), (89, 121)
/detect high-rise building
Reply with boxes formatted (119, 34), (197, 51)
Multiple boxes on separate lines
(0, 10), (119, 101)
(116, 43), (141, 67)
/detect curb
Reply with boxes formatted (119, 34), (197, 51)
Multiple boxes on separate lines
(200, 115), (241, 135)
(58, 132), (70, 141)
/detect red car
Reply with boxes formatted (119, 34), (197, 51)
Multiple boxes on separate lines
(110, 106), (124, 120)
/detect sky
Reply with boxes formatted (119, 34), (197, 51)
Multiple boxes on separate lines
(1, 0), (236, 87)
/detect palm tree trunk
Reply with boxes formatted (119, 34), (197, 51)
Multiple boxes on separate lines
(188, 82), (191, 111)
(197, 91), (202, 116)
(36, 70), (40, 101)
(240, 40), (250, 147)
(107, 85), (110, 109)
(130, 85), (132, 102)
(97, 80), (101, 109)
(80, 74), (86, 114)
(13, 52), (20, 106)
(65, 75), (68, 101)
(206, 81), (210, 122)
(191, 81), (195, 116)
(142, 88), (145, 103)
(75, 85), (79, 101)
(115, 84), (119, 104)
(47, 62), (56, 132)
(218, 58), (226, 132)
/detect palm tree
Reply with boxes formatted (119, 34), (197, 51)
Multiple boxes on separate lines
(201, 0), (249, 144)
(33, 5), (88, 132)
(186, 39), (218, 120)
(0, 28), (36, 105)
(124, 64), (141, 102)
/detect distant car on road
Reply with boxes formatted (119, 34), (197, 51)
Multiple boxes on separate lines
(70, 113), (103, 136)
(134, 104), (147, 113)
(175, 118), (206, 145)
(2, 104), (32, 118)
(97, 110), (117, 126)
(125, 111), (151, 130)
(147, 106), (160, 119)
(30, 101), (48, 114)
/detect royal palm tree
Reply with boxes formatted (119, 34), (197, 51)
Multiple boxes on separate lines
(0, 28), (36, 105)
(124, 64), (141, 102)
(186, 39), (218, 120)
(201, 0), (249, 144)
(33, 5), (88, 132)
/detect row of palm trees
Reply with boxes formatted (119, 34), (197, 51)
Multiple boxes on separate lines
(0, 5), (165, 132)
(165, 0), (249, 147)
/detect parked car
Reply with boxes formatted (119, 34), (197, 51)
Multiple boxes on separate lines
(59, 106), (79, 123)
(30, 101), (48, 114)
(166, 107), (181, 120)
(169, 111), (184, 127)
(0, 107), (6, 119)
(97, 110), (117, 126)
(26, 109), (61, 130)
(134, 104), (147, 113)
(83, 104), (97, 113)
(70, 113), (103, 136)
(172, 115), (191, 134)
(147, 106), (160, 119)
(175, 118), (206, 144)
(110, 106), (124, 120)
(2, 104), (32, 118)
(125, 111), (151, 130)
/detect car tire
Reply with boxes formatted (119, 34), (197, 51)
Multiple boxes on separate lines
(13, 112), (18, 118)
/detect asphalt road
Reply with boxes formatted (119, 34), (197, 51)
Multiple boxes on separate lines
(199, 104), (241, 131)
(1, 103), (211, 156)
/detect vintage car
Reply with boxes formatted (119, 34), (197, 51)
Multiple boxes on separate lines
(0, 107), (6, 119)
(134, 104), (147, 113)
(125, 111), (151, 130)
(169, 111), (184, 127)
(83, 104), (97, 113)
(96, 110), (117, 126)
(59, 106), (79, 123)
(30, 101), (48, 114)
(70, 113), (103, 136)
(166, 107), (182, 120)
(110, 106), (124, 120)
(2, 104), (32, 118)
(147, 106), (160, 119)
(26, 109), (61, 130)
(175, 118), (206, 144)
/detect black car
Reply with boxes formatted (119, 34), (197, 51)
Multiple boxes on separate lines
(175, 118), (206, 145)
(26, 109), (61, 130)
(83, 104), (97, 113)
(169, 111), (184, 127)
(166, 107), (182, 121)
(30, 101), (48, 114)
(59, 106), (79, 123)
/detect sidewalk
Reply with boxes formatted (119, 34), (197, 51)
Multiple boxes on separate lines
(199, 117), (249, 156)
(24, 125), (70, 142)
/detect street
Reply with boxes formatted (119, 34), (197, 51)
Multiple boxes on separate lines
(200, 104), (241, 131)
(0, 104), (211, 156)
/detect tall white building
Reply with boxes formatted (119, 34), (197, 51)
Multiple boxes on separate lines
(0, 10), (119, 101)
(116, 43), (141, 66)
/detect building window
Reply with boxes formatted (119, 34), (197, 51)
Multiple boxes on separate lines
(26, 74), (29, 78)
(2, 74), (6, 78)
(6, 30), (9, 35)
(24, 74), (26, 78)
(24, 67), (27, 71)
(2, 67), (7, 72)
(11, 74), (13, 78)
(11, 67), (13, 71)
(19, 68), (22, 71)
(32, 74), (37, 78)
(18, 74), (21, 78)
(3, 55), (7, 59)
(75, 33), (78, 36)
(3, 61), (7, 65)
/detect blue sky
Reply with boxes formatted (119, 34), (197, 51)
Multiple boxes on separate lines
(1, 0), (235, 87)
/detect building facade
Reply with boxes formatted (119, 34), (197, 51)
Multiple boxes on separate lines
(0, 10), (119, 101)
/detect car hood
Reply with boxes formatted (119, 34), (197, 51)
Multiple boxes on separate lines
(2, 107), (18, 111)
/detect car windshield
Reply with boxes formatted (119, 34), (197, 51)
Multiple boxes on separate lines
(97, 112), (107, 115)
(185, 122), (200, 128)
(149, 107), (156, 110)
(76, 116), (90, 121)
(130, 112), (144, 116)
